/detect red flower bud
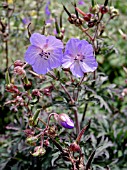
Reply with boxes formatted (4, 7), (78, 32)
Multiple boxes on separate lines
(14, 60), (24, 67)
(69, 142), (80, 152)
(99, 5), (108, 14)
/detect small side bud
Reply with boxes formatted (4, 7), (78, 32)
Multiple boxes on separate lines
(26, 136), (38, 146)
(14, 66), (26, 76)
(99, 5), (108, 14)
(89, 4), (100, 14)
(109, 6), (119, 19)
(31, 146), (46, 157)
(32, 89), (41, 97)
(44, 139), (50, 147)
(14, 60), (24, 67)
(69, 142), (80, 152)
(6, 84), (20, 94)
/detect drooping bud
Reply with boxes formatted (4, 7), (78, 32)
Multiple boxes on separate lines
(54, 113), (74, 129)
(31, 146), (46, 157)
(69, 142), (80, 152)
(26, 136), (38, 146)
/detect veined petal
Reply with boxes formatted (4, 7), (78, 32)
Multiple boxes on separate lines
(48, 49), (63, 68)
(65, 38), (80, 55)
(70, 62), (84, 77)
(82, 44), (94, 56)
(80, 56), (98, 72)
(30, 33), (46, 49)
(24, 45), (42, 65)
(46, 36), (63, 50)
(62, 54), (74, 68)
(32, 57), (51, 74)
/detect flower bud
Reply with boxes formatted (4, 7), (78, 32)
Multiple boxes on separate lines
(31, 146), (46, 157)
(14, 60), (24, 67)
(54, 113), (74, 129)
(14, 66), (26, 76)
(90, 4), (100, 14)
(26, 136), (38, 146)
(109, 6), (119, 19)
(6, 84), (20, 94)
(121, 88), (127, 97)
(69, 142), (80, 152)
(32, 89), (41, 97)
(99, 5), (108, 14)
(23, 129), (35, 137)
(44, 139), (50, 147)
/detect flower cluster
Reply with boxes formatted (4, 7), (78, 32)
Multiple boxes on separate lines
(25, 33), (98, 77)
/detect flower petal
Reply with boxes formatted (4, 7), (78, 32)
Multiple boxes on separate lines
(80, 56), (98, 72)
(24, 45), (42, 65)
(65, 38), (80, 55)
(46, 36), (63, 50)
(30, 33), (46, 49)
(70, 62), (84, 77)
(49, 49), (63, 69)
(62, 53), (74, 68)
(32, 57), (51, 74)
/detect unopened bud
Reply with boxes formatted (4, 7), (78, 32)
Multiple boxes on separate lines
(23, 129), (35, 137)
(121, 88), (127, 97)
(6, 84), (20, 93)
(31, 146), (46, 157)
(88, 20), (95, 28)
(69, 142), (80, 152)
(99, 5), (108, 14)
(54, 113), (74, 129)
(44, 139), (50, 147)
(14, 60), (24, 67)
(26, 136), (38, 146)
(23, 76), (32, 90)
(32, 89), (41, 97)
(14, 66), (26, 76)
(90, 4), (100, 14)
(109, 6), (119, 19)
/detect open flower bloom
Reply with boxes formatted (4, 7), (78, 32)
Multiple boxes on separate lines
(62, 38), (98, 77)
(25, 33), (63, 74)
(54, 113), (74, 129)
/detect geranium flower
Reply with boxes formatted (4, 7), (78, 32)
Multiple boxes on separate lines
(25, 33), (63, 74)
(62, 38), (98, 77)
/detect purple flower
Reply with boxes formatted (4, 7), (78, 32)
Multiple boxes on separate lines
(45, 1), (51, 17)
(22, 17), (31, 25)
(24, 33), (63, 74)
(78, 0), (85, 5)
(62, 38), (98, 77)
(55, 113), (74, 129)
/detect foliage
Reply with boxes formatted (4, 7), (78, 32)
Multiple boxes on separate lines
(0, 0), (127, 170)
